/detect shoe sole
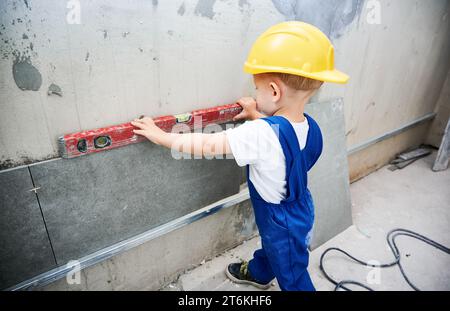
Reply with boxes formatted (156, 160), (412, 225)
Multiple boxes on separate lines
(224, 266), (272, 290)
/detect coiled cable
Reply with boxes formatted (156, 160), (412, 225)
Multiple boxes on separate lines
(319, 228), (450, 291)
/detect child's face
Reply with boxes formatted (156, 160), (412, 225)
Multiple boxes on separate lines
(253, 74), (282, 116)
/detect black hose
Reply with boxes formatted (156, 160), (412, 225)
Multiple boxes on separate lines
(319, 228), (450, 291)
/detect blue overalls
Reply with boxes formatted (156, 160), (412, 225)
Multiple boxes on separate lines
(247, 114), (323, 291)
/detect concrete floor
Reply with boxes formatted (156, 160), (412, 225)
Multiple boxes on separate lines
(162, 152), (450, 291)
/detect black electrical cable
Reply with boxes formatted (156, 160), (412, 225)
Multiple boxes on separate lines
(319, 228), (450, 291)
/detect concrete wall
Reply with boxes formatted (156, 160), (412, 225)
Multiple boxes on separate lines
(1, 0), (449, 169)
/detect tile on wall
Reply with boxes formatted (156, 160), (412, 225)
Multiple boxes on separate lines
(0, 167), (57, 289)
(30, 142), (242, 264)
(306, 98), (353, 249)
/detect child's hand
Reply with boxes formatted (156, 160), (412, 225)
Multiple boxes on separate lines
(131, 117), (165, 144)
(233, 97), (262, 121)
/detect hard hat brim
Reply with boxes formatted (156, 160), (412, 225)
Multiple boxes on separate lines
(243, 63), (350, 84)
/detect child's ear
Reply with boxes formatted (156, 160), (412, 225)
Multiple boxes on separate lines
(269, 82), (281, 103)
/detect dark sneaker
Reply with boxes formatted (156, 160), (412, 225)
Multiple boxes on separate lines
(225, 261), (272, 289)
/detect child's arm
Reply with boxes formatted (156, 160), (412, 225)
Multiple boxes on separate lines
(132, 117), (231, 157)
(131, 97), (263, 157)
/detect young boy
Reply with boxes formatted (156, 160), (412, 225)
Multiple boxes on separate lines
(131, 21), (349, 291)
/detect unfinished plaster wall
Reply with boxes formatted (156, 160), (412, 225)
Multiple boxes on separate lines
(1, 0), (449, 168)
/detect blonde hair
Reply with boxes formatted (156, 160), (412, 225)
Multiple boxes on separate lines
(270, 72), (324, 91)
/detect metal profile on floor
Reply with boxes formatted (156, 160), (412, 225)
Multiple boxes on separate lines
(8, 189), (250, 291)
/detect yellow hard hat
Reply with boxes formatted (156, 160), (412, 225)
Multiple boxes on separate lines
(244, 21), (349, 84)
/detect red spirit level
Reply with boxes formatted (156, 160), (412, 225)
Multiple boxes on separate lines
(58, 103), (243, 159)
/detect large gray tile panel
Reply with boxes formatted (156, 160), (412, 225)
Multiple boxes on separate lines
(30, 141), (242, 264)
(0, 167), (57, 289)
(306, 98), (353, 249)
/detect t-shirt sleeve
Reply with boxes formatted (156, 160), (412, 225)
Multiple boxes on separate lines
(225, 119), (275, 167)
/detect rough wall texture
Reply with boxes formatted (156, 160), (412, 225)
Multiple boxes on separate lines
(1, 0), (449, 168)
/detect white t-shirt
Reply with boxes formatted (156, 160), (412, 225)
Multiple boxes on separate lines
(225, 117), (309, 204)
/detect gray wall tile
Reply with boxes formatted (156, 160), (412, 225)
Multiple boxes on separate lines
(307, 99), (353, 249)
(30, 142), (242, 264)
(0, 167), (56, 289)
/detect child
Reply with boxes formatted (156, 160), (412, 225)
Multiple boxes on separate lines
(131, 21), (349, 291)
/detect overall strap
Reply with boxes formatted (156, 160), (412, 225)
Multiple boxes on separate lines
(261, 116), (304, 202)
(261, 114), (323, 202)
(302, 114), (323, 172)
